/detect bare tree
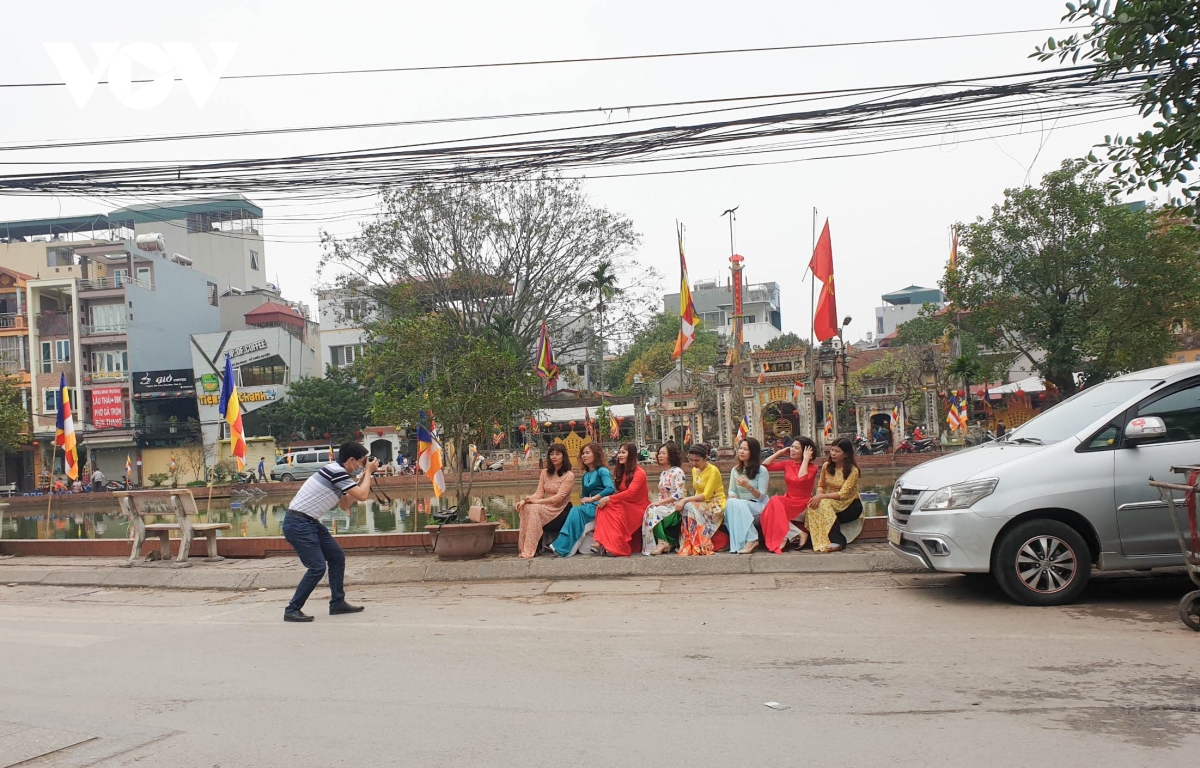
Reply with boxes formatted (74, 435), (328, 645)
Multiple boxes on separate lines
(320, 176), (657, 363)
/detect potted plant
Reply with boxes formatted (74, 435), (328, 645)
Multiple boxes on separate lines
(425, 498), (500, 560)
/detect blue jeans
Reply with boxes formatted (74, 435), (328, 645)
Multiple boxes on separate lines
(282, 512), (345, 613)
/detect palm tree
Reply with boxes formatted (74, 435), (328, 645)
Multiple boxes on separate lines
(580, 262), (622, 393)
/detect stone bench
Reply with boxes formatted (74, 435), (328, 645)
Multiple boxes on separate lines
(115, 490), (232, 565)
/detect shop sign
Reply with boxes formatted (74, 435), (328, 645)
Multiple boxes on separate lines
(198, 388), (277, 407)
(92, 387), (125, 428)
(228, 338), (270, 363)
(133, 369), (194, 394)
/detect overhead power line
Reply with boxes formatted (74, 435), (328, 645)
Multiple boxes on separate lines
(0, 26), (1083, 90)
(0, 66), (1145, 197)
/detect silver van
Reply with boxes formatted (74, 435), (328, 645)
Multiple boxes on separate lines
(889, 362), (1199, 605)
(270, 450), (333, 482)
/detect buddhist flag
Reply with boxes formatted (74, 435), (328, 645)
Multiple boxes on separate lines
(535, 320), (559, 392)
(54, 373), (78, 481)
(125, 454), (132, 478)
(684, 424), (692, 444)
(492, 420), (505, 447)
(219, 355), (247, 471)
(736, 414), (750, 443)
(892, 404), (901, 430)
(757, 368), (765, 384)
(610, 415), (621, 440)
(584, 407), (594, 438)
(673, 224), (697, 359)
(417, 424), (446, 498)
(810, 219), (838, 342)
(946, 391), (964, 432)
(523, 442), (532, 459)
(823, 411), (834, 439)
(792, 381), (804, 403)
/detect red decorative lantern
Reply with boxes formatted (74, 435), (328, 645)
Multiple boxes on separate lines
(518, 424), (526, 432)
(569, 420), (577, 428)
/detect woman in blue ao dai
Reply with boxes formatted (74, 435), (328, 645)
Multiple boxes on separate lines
(552, 443), (614, 556)
(725, 437), (771, 554)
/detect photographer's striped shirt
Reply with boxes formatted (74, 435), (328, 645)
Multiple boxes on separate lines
(287, 462), (358, 520)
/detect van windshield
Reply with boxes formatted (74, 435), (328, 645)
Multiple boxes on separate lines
(1004, 379), (1152, 444)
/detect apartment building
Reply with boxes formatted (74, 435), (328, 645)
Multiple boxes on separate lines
(0, 266), (33, 489)
(26, 240), (221, 481)
(107, 197), (268, 294)
(874, 285), (947, 342)
(317, 285), (376, 372)
(663, 279), (782, 348)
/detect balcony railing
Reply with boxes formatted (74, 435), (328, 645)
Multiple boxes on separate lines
(82, 370), (129, 384)
(80, 323), (127, 337)
(33, 358), (70, 374)
(0, 359), (28, 376)
(79, 276), (151, 291)
(0, 314), (26, 330)
(82, 419), (135, 432)
(136, 422), (202, 440)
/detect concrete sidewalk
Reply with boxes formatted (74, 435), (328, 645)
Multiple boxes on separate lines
(0, 543), (921, 591)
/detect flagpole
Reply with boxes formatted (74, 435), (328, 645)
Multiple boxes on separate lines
(677, 220), (685, 445)
(45, 442), (58, 521)
(809, 206), (818, 440)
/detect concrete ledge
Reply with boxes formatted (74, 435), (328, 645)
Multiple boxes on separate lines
(0, 544), (923, 591)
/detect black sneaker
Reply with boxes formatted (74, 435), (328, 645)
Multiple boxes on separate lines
(330, 601), (365, 615)
(284, 610), (314, 623)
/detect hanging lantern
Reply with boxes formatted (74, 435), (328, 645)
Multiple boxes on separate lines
(569, 420), (577, 428)
(518, 424), (526, 432)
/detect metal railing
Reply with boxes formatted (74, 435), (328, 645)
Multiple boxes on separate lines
(0, 359), (27, 375)
(33, 358), (70, 373)
(80, 323), (127, 336)
(82, 419), (135, 432)
(78, 276), (152, 291)
(0, 314), (26, 329)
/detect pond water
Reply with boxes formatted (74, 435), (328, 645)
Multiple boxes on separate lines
(3, 471), (902, 540)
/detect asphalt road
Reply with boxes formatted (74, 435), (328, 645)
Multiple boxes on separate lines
(1, 571), (1198, 767)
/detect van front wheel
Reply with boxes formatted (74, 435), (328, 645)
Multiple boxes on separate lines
(992, 519), (1091, 606)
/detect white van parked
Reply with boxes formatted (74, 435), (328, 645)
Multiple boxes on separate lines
(889, 363), (1199, 605)
(270, 449), (333, 482)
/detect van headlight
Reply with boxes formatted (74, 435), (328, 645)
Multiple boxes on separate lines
(919, 478), (999, 511)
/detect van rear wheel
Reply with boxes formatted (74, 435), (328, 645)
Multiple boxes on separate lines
(992, 519), (1091, 606)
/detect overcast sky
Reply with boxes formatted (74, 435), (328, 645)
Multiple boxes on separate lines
(0, 0), (1151, 346)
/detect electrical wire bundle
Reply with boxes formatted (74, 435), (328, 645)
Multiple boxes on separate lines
(0, 26), (1151, 199)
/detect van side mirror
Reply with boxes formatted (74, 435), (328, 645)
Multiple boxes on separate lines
(1124, 416), (1167, 444)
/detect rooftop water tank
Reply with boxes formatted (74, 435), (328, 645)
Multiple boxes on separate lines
(135, 233), (166, 252)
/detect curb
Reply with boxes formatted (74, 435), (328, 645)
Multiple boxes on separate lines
(0, 549), (924, 591)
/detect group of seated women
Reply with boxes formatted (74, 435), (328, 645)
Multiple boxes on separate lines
(515, 436), (863, 558)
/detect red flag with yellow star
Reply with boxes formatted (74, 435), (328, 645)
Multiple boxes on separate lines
(810, 219), (838, 342)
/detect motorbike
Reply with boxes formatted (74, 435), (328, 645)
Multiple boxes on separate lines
(855, 435), (891, 455)
(897, 435), (936, 453)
